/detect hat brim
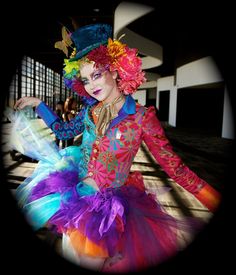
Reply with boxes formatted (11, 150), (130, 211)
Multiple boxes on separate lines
(69, 40), (108, 62)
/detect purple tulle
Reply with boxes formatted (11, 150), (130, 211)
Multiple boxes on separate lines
(28, 169), (204, 272)
(48, 184), (204, 272)
(29, 170), (79, 202)
(49, 187), (129, 256)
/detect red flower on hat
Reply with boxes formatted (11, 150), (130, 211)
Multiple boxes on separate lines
(87, 45), (111, 68)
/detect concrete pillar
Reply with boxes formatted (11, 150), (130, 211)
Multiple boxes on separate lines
(168, 85), (178, 127)
(156, 85), (160, 109)
(156, 76), (176, 126)
(132, 89), (146, 105)
(222, 87), (235, 139)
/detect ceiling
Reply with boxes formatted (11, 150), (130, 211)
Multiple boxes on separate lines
(9, 1), (234, 84)
(16, 7), (116, 75)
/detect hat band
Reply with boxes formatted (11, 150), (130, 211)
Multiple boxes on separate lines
(70, 40), (108, 62)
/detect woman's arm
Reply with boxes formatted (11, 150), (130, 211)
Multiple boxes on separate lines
(37, 102), (86, 140)
(141, 106), (221, 212)
(14, 97), (86, 140)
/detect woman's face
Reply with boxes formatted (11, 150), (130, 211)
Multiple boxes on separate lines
(80, 62), (120, 103)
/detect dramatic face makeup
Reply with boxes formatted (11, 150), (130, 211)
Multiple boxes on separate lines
(79, 63), (120, 103)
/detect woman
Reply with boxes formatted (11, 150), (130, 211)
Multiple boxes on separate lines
(13, 23), (221, 273)
(63, 96), (78, 147)
(55, 100), (66, 149)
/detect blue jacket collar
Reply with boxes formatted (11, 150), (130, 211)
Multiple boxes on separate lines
(108, 95), (136, 130)
(122, 95), (136, 115)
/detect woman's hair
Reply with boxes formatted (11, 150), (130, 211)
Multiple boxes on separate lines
(64, 97), (77, 113)
(57, 100), (64, 106)
(59, 24), (146, 100)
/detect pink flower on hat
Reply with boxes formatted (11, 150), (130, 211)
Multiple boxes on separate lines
(111, 47), (146, 94)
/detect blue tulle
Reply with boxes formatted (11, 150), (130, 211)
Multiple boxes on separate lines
(76, 182), (97, 197)
(4, 106), (61, 164)
(5, 106), (97, 229)
(22, 193), (61, 230)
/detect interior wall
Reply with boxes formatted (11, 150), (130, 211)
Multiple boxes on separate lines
(158, 90), (170, 121)
(176, 87), (224, 136)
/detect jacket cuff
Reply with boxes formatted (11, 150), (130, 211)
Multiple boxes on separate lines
(36, 102), (58, 127)
(195, 184), (221, 212)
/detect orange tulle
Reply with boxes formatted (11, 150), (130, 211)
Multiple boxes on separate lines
(195, 184), (221, 212)
(68, 228), (109, 258)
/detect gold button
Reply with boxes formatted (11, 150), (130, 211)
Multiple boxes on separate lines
(93, 149), (97, 153)
(92, 157), (96, 160)
(95, 140), (99, 145)
(88, 172), (93, 176)
(90, 164), (94, 168)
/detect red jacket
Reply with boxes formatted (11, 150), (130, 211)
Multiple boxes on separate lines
(36, 95), (221, 212)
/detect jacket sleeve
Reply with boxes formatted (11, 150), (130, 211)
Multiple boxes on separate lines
(35, 102), (85, 140)
(141, 106), (221, 212)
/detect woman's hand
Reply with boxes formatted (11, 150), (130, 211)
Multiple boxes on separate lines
(14, 96), (42, 110)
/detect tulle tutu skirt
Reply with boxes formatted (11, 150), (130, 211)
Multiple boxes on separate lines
(17, 158), (201, 273)
(7, 108), (202, 273)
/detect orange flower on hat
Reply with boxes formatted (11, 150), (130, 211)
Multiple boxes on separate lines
(107, 38), (126, 62)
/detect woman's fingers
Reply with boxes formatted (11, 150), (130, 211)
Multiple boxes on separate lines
(14, 98), (24, 110)
(14, 97), (41, 110)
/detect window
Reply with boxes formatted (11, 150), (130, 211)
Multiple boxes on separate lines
(7, 56), (69, 113)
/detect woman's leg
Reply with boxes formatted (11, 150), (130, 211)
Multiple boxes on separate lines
(62, 233), (106, 271)
(62, 233), (81, 265)
(79, 255), (105, 271)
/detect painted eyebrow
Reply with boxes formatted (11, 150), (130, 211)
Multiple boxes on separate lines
(80, 69), (102, 81)
(91, 69), (103, 78)
(79, 77), (88, 81)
